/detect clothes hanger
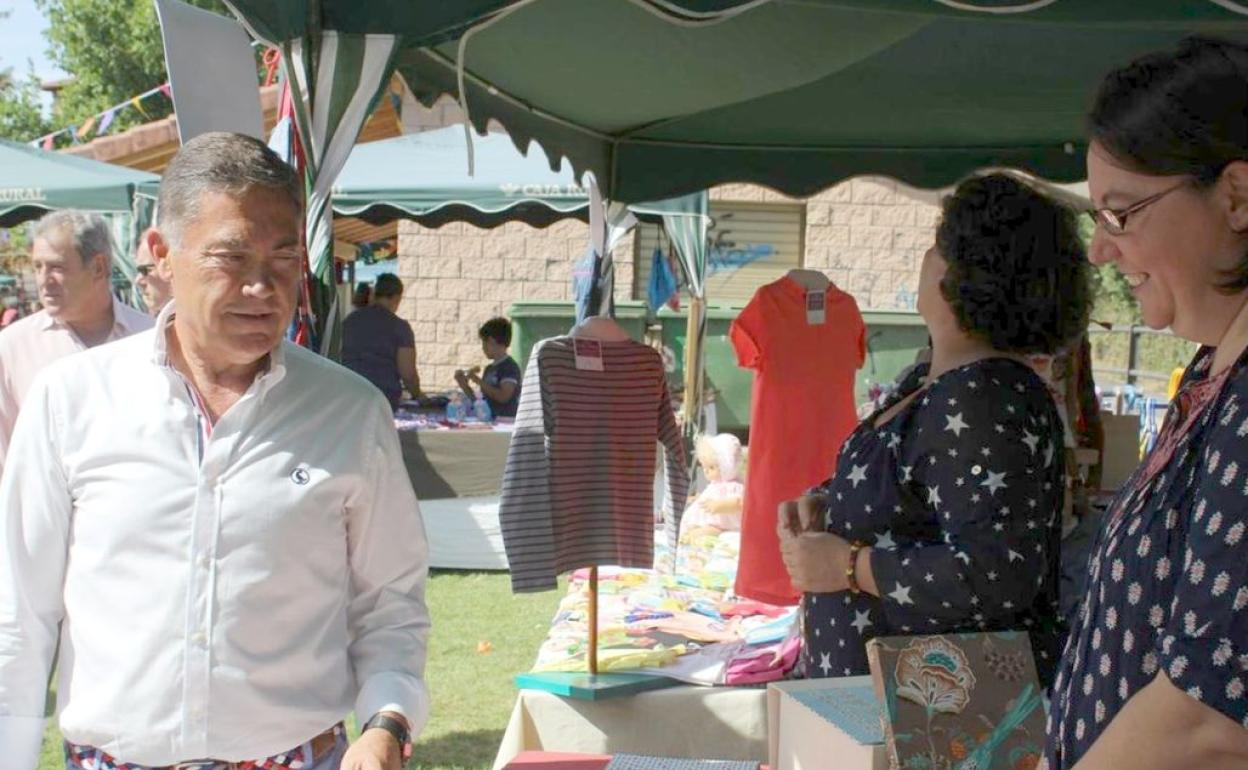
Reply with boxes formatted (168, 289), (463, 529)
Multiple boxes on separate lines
(785, 268), (831, 291)
(570, 315), (631, 341)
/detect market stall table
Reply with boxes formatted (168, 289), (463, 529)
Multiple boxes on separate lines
(492, 685), (769, 770)
(396, 410), (513, 569)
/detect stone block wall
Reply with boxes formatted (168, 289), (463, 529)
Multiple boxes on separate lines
(396, 178), (941, 393)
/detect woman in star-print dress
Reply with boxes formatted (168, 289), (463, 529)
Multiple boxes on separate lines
(779, 173), (1092, 689)
(1045, 39), (1248, 769)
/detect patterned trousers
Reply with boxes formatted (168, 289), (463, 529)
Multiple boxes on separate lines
(64, 724), (348, 770)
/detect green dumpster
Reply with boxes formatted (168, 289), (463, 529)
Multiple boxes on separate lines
(508, 300), (650, 372)
(656, 305), (753, 432)
(656, 306), (929, 434)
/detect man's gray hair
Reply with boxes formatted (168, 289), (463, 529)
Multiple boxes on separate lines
(32, 210), (113, 265)
(157, 132), (302, 244)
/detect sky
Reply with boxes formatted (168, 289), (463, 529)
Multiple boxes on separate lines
(0, 0), (65, 81)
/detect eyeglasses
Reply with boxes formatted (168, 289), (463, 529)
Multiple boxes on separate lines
(1086, 180), (1188, 235)
(135, 264), (156, 278)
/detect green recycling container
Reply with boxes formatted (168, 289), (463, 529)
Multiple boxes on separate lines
(508, 300), (650, 372)
(656, 306), (929, 433)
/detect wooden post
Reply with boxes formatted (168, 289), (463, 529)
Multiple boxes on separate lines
(587, 566), (599, 675)
(1126, 324), (1139, 387)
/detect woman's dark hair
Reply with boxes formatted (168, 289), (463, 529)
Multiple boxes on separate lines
(1090, 36), (1248, 291)
(936, 173), (1091, 356)
(479, 317), (512, 347)
(351, 281), (372, 308)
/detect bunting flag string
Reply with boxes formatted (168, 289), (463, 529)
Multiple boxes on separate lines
(31, 81), (173, 149)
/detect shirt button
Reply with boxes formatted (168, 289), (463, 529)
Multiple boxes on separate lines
(190, 631), (208, 646)
(971, 465), (983, 475)
(198, 554), (211, 569)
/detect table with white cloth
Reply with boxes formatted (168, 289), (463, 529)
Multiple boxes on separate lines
(492, 685), (769, 770)
(396, 420), (513, 569)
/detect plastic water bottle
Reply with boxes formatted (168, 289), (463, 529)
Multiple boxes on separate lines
(445, 394), (463, 423)
(474, 395), (493, 423)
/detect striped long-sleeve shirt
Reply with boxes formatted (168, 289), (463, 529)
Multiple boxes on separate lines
(499, 337), (689, 592)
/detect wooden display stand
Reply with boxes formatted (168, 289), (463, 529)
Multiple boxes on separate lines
(515, 568), (678, 700)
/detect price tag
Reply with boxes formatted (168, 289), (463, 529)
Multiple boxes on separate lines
(806, 290), (826, 325)
(573, 338), (605, 371)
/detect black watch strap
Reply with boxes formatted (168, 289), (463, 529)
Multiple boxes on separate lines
(363, 713), (411, 749)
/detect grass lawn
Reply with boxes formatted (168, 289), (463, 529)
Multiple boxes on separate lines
(38, 570), (563, 770)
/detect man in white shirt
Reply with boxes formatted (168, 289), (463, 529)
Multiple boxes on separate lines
(0, 210), (153, 470)
(0, 132), (430, 770)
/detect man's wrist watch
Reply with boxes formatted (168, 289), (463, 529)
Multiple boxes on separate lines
(363, 713), (412, 757)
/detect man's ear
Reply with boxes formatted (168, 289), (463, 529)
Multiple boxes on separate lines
(147, 228), (174, 281)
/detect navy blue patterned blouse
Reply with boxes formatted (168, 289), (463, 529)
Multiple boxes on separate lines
(802, 358), (1066, 686)
(1046, 347), (1248, 769)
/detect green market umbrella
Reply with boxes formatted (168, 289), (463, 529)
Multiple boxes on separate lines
(0, 138), (160, 227)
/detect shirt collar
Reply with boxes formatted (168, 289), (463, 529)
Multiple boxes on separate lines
(36, 296), (146, 338)
(151, 300), (288, 391)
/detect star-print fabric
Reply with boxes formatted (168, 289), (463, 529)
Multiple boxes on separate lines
(1046, 346), (1248, 770)
(802, 358), (1065, 686)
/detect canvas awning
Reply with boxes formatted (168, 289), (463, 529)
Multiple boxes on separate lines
(0, 138), (160, 228)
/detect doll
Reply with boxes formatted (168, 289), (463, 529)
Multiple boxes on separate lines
(679, 433), (745, 543)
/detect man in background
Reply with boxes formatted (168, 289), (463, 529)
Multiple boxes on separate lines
(134, 227), (173, 315)
(0, 210), (152, 469)
(341, 272), (422, 409)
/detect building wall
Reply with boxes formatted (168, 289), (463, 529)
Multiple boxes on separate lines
(396, 178), (941, 393)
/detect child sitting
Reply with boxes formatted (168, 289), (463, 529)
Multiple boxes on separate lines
(679, 434), (746, 543)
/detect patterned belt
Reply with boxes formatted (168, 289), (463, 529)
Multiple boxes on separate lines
(65, 723), (346, 770)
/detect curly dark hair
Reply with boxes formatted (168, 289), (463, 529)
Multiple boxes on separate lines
(935, 174), (1091, 356)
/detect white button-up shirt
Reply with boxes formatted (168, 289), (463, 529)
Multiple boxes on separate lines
(0, 296), (153, 471)
(0, 303), (430, 768)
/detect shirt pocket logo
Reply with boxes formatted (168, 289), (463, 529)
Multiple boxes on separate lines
(290, 465), (311, 485)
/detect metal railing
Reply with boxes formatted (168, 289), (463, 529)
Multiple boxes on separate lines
(1087, 324), (1188, 387)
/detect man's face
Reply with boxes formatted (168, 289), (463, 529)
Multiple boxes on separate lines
(32, 227), (107, 322)
(134, 234), (173, 315)
(156, 186), (303, 367)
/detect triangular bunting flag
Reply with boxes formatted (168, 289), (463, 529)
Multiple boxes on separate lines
(42, 135), (54, 150)
(131, 96), (149, 119)
(97, 109), (116, 136)
(77, 116), (96, 139)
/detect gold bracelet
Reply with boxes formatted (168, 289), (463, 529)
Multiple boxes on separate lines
(846, 540), (867, 594)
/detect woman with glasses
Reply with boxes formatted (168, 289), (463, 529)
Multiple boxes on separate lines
(1045, 37), (1248, 770)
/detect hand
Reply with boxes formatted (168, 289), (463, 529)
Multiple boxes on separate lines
(454, 370), (469, 386)
(779, 531), (852, 593)
(704, 496), (742, 515)
(467, 372), (482, 385)
(340, 727), (402, 770)
(776, 494), (827, 539)
(467, 365), (482, 377)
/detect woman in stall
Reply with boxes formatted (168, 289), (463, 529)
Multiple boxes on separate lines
(778, 173), (1091, 688)
(1044, 37), (1248, 770)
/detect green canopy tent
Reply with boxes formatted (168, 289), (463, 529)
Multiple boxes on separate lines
(0, 138), (160, 227)
(216, 0), (1248, 432)
(220, 0), (1248, 203)
(0, 138), (161, 303)
(331, 126), (712, 426)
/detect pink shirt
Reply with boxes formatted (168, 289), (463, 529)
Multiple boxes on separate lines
(0, 297), (152, 471)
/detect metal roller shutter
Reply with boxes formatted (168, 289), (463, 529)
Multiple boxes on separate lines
(634, 201), (805, 305)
